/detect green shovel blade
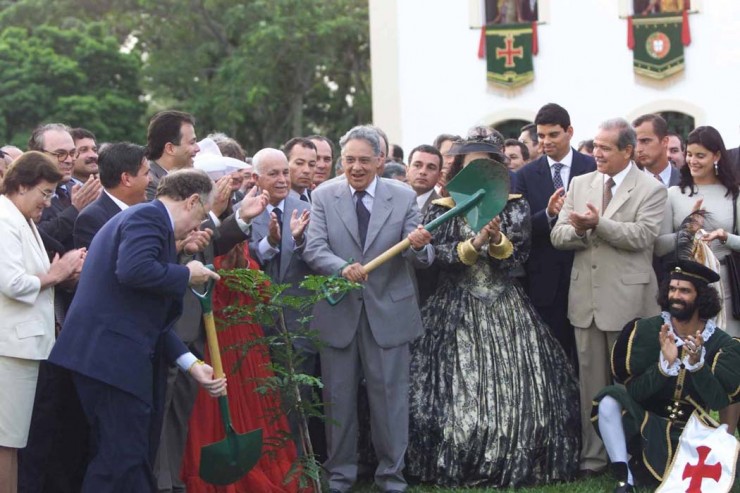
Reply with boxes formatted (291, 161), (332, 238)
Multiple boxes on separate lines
(446, 158), (510, 232)
(199, 396), (263, 485)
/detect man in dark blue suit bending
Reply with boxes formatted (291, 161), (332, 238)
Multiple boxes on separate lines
(515, 103), (596, 363)
(49, 169), (226, 492)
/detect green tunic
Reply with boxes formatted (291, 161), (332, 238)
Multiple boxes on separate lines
(591, 314), (740, 481)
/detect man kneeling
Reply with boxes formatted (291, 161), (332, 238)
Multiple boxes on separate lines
(592, 260), (740, 492)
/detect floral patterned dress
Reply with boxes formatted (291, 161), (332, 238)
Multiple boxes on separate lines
(406, 196), (580, 488)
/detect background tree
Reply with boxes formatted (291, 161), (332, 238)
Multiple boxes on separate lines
(0, 0), (371, 152)
(0, 21), (146, 146)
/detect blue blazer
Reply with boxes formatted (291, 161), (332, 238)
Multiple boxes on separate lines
(514, 150), (596, 306)
(49, 200), (190, 405)
(73, 191), (122, 250)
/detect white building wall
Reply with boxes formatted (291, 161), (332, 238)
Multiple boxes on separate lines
(370, 0), (740, 150)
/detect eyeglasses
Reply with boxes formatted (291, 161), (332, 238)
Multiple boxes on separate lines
(36, 187), (55, 201)
(196, 199), (209, 222)
(43, 149), (76, 162)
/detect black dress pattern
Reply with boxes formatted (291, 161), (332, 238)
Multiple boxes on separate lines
(406, 197), (581, 487)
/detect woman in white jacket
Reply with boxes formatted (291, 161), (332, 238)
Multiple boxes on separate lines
(0, 152), (84, 493)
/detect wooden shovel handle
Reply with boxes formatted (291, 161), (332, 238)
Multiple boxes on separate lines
(203, 311), (226, 381)
(362, 238), (412, 274)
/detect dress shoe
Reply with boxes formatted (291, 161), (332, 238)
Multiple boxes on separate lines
(328, 489), (343, 493)
(611, 461), (635, 493)
(577, 467), (606, 479)
(385, 490), (405, 493)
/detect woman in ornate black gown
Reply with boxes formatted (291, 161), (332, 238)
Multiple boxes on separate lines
(406, 129), (581, 488)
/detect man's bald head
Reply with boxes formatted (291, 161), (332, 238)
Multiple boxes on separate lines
(252, 148), (290, 205)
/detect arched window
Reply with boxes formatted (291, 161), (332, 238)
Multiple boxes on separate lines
(493, 119), (531, 139)
(659, 111), (695, 140)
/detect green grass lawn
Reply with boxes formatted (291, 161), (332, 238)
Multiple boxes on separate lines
(349, 475), (740, 492)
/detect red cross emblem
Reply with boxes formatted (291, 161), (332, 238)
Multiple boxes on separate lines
(495, 34), (524, 68)
(682, 445), (722, 493)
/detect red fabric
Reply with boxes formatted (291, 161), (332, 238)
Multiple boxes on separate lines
(531, 21), (538, 55)
(478, 24), (487, 59)
(682, 8), (691, 46)
(181, 244), (301, 493)
(627, 16), (634, 50)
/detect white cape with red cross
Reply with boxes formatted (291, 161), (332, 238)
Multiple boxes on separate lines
(657, 412), (739, 493)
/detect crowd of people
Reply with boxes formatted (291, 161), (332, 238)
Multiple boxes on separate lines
(0, 102), (739, 493)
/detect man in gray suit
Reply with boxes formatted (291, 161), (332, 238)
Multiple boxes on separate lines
(145, 110), (200, 201)
(248, 147), (314, 450)
(303, 126), (433, 493)
(633, 113), (680, 187)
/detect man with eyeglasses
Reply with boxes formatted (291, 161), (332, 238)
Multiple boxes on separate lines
(19, 123), (102, 493)
(27, 123), (102, 251)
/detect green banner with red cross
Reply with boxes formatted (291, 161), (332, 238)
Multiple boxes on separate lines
(485, 23), (534, 89)
(631, 13), (685, 79)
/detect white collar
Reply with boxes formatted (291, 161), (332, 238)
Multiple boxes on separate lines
(644, 162), (672, 186)
(604, 161), (633, 188)
(660, 311), (716, 345)
(547, 148), (573, 168)
(349, 176), (378, 198)
(267, 199), (286, 213)
(104, 189), (128, 210)
(417, 189), (434, 205)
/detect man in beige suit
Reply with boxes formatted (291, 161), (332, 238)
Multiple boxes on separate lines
(550, 118), (667, 475)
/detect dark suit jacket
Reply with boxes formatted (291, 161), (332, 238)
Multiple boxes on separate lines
(73, 191), (123, 250)
(146, 161), (169, 201)
(416, 190), (441, 306)
(667, 164), (680, 187)
(174, 213), (248, 347)
(38, 183), (78, 252)
(514, 150), (596, 306)
(49, 200), (190, 406)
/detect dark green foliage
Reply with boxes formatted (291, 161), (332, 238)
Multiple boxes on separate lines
(0, 22), (146, 146)
(215, 268), (360, 489)
(0, 0), (371, 153)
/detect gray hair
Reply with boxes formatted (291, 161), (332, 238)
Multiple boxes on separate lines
(598, 118), (636, 151)
(27, 123), (72, 151)
(156, 168), (214, 203)
(251, 148), (287, 176)
(339, 125), (381, 157)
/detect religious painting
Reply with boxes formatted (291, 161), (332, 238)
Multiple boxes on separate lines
(485, 0), (538, 25)
(633, 0), (690, 15)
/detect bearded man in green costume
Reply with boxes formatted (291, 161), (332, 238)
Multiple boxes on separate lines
(592, 260), (740, 492)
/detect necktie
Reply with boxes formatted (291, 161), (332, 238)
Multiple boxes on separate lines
(653, 173), (664, 184)
(300, 193), (309, 203)
(552, 163), (564, 190)
(273, 207), (283, 231)
(56, 185), (71, 208)
(355, 191), (370, 247)
(603, 177), (615, 211)
(272, 207), (283, 272)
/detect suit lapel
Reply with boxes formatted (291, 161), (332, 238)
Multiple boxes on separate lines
(28, 221), (50, 270)
(335, 185), (362, 249)
(364, 180), (393, 253)
(279, 198), (297, 280)
(535, 156), (556, 194)
(603, 165), (638, 219)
